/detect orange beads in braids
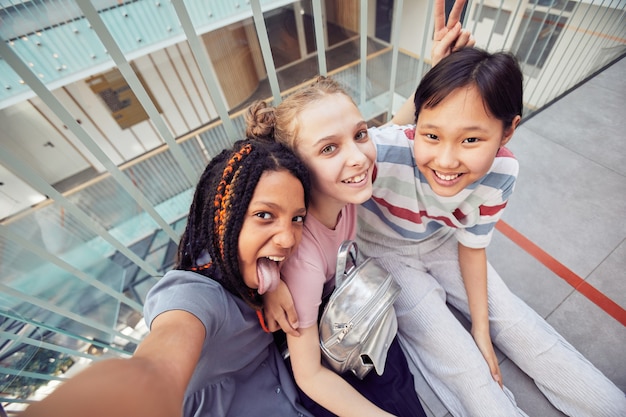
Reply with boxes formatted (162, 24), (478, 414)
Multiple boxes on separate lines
(213, 144), (253, 259)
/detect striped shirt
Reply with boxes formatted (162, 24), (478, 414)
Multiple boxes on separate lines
(357, 125), (518, 249)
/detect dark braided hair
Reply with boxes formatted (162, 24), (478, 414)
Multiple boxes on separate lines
(176, 138), (311, 309)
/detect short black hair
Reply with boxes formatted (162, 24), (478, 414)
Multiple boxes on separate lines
(414, 48), (523, 128)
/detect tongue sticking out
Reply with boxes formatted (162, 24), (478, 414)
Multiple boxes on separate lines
(256, 258), (280, 294)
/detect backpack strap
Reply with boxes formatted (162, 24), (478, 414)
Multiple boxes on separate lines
(335, 240), (359, 288)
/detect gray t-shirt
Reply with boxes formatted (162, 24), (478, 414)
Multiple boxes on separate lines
(144, 269), (312, 417)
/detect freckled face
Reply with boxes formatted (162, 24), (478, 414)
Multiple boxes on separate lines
(237, 170), (306, 291)
(414, 85), (518, 197)
(294, 94), (376, 215)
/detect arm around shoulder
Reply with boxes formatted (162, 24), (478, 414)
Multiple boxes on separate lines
(23, 310), (205, 417)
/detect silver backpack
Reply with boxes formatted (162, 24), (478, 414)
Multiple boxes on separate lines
(318, 240), (401, 379)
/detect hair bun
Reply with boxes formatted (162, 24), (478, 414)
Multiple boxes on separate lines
(245, 100), (276, 140)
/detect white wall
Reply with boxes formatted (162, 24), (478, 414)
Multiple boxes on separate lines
(0, 99), (93, 181)
(395, 0), (433, 58)
(0, 37), (221, 216)
(0, 164), (46, 220)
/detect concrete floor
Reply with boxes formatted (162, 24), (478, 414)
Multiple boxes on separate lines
(414, 56), (626, 417)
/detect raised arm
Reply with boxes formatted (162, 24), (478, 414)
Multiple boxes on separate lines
(432, 0), (475, 65)
(390, 0), (474, 126)
(22, 310), (205, 417)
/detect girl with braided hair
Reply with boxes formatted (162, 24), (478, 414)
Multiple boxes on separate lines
(23, 138), (318, 417)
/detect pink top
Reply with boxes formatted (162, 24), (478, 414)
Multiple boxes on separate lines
(280, 204), (357, 328)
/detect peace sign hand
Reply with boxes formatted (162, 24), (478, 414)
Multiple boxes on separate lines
(431, 0), (475, 66)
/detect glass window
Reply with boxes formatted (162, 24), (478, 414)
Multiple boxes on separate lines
(473, 5), (511, 35)
(527, 0), (576, 12)
(514, 10), (567, 72)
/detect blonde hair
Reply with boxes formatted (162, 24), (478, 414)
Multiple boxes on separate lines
(245, 76), (355, 152)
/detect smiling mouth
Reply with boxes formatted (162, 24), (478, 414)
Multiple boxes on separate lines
(434, 171), (462, 181)
(342, 172), (367, 184)
(265, 255), (285, 262)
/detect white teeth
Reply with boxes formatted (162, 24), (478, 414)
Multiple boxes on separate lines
(435, 171), (460, 181)
(343, 173), (366, 184)
(266, 256), (285, 262)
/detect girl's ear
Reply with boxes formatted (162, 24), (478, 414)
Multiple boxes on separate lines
(500, 115), (521, 147)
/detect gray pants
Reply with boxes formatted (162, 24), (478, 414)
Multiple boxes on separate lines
(358, 229), (626, 417)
